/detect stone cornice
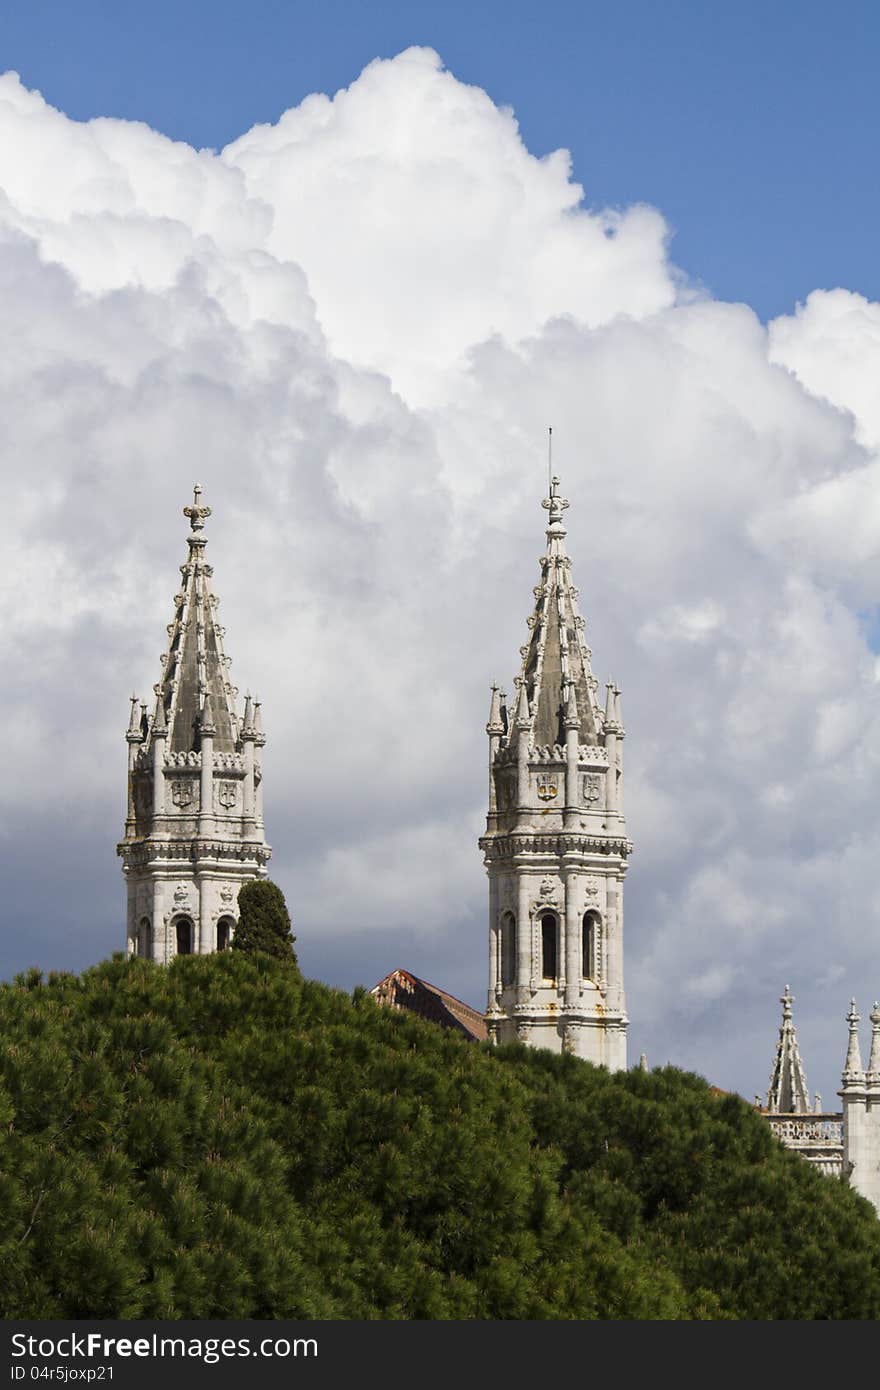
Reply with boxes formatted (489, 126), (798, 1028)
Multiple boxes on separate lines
(479, 830), (632, 860)
(118, 837), (271, 868)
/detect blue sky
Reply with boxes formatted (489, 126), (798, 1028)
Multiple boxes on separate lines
(4, 0), (879, 322)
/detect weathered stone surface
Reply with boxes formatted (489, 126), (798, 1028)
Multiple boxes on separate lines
(117, 486), (271, 961)
(480, 476), (629, 1069)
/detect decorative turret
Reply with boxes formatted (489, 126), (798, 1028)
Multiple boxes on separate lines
(480, 470), (631, 1068)
(117, 486), (271, 960)
(765, 985), (811, 1114)
(839, 996), (880, 1214)
(842, 998), (864, 1087)
(866, 1002), (880, 1082)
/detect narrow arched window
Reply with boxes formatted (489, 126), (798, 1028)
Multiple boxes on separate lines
(217, 917), (232, 952)
(583, 911), (600, 980)
(137, 917), (151, 959)
(540, 912), (558, 981)
(176, 917), (194, 955)
(500, 911), (515, 987)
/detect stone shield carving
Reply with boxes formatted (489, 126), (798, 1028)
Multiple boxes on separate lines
(217, 780), (237, 810)
(582, 773), (601, 805)
(171, 779), (195, 809)
(537, 774), (558, 801)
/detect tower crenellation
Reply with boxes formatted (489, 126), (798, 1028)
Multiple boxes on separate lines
(479, 474), (631, 1067)
(117, 485), (271, 960)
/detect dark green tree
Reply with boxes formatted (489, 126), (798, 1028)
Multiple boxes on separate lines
(232, 879), (299, 968)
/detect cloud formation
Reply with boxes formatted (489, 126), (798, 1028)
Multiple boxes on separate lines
(1, 48), (878, 1103)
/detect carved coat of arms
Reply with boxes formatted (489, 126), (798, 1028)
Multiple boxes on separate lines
(582, 773), (601, 805)
(171, 779), (194, 809)
(537, 775), (558, 801)
(217, 780), (237, 810)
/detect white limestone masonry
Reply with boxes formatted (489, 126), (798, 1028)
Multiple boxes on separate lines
(117, 486), (271, 959)
(479, 477), (630, 1068)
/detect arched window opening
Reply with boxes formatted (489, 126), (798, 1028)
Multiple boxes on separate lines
(500, 911), (515, 987)
(583, 911), (600, 980)
(540, 913), (558, 981)
(217, 917), (233, 952)
(137, 917), (151, 959)
(175, 917), (194, 956)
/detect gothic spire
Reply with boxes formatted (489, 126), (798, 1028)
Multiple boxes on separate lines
(842, 998), (864, 1083)
(867, 1002), (880, 1082)
(149, 484), (239, 755)
(513, 476), (600, 750)
(765, 985), (811, 1114)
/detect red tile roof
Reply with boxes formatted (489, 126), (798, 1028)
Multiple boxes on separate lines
(371, 968), (488, 1042)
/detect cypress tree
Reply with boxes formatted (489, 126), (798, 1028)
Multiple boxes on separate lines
(232, 879), (299, 969)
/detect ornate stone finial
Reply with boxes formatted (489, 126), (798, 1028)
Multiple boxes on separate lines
(183, 482), (212, 533)
(766, 983), (810, 1113)
(842, 998), (864, 1083)
(564, 681), (581, 730)
(486, 683), (504, 736)
(126, 693), (142, 742)
(541, 474), (570, 531)
(514, 680), (531, 728)
(867, 1001), (880, 1081)
(252, 698), (266, 746)
(241, 692), (254, 736)
(153, 697), (167, 736)
(200, 692), (217, 737)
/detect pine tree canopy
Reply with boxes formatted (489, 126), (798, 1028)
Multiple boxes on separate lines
(0, 953), (878, 1319)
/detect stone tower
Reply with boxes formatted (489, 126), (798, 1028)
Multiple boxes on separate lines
(118, 485), (271, 959)
(480, 475), (631, 1068)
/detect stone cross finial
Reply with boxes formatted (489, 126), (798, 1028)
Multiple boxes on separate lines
(184, 482), (212, 532)
(781, 984), (794, 1018)
(541, 475), (569, 528)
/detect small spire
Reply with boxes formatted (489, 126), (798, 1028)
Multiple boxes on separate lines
(153, 698), (167, 736)
(867, 1002), (880, 1081)
(486, 684), (504, 736)
(252, 698), (265, 745)
(604, 682), (615, 725)
(242, 692), (254, 734)
(842, 998), (864, 1082)
(200, 692), (216, 737)
(514, 679), (531, 728)
(499, 690), (509, 736)
(127, 694), (142, 741)
(639, 1052), (648, 1071)
(564, 681), (581, 729)
(766, 984), (811, 1113)
(183, 482), (212, 533)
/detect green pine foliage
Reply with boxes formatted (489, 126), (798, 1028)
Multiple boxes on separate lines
(231, 879), (299, 968)
(0, 954), (878, 1319)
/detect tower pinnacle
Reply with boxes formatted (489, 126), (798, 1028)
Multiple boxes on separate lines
(480, 466), (630, 1068)
(765, 985), (811, 1113)
(118, 487), (271, 961)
